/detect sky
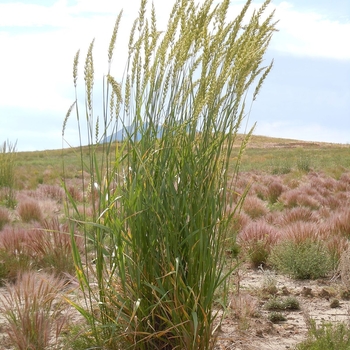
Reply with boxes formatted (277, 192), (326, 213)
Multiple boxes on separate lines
(0, 0), (349, 152)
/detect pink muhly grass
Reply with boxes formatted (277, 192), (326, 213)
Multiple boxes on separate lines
(325, 208), (350, 237)
(37, 184), (64, 201)
(67, 184), (83, 202)
(27, 217), (84, 277)
(278, 207), (319, 225)
(279, 188), (320, 210)
(238, 220), (279, 267)
(266, 180), (284, 204)
(321, 233), (348, 269)
(230, 211), (251, 234)
(242, 195), (269, 219)
(17, 199), (43, 223)
(337, 172), (350, 192)
(0, 271), (69, 350)
(282, 221), (319, 244)
(0, 227), (34, 281)
(0, 227), (32, 256)
(249, 182), (268, 201)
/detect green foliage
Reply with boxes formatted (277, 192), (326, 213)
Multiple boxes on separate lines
(0, 140), (17, 188)
(63, 0), (277, 349)
(296, 320), (350, 350)
(270, 159), (292, 175)
(297, 154), (311, 172)
(267, 311), (286, 323)
(264, 296), (300, 311)
(247, 240), (270, 268)
(0, 140), (17, 208)
(0, 207), (10, 230)
(269, 239), (332, 279)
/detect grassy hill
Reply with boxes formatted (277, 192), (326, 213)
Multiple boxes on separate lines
(13, 134), (350, 189)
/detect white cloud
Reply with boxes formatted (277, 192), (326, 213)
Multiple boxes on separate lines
(255, 121), (350, 144)
(270, 1), (350, 59)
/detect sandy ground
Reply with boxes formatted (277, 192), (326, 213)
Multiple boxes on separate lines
(215, 266), (350, 350)
(0, 266), (349, 349)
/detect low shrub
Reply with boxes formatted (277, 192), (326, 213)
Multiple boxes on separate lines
(264, 296), (300, 311)
(268, 312), (286, 323)
(269, 239), (332, 279)
(296, 320), (350, 350)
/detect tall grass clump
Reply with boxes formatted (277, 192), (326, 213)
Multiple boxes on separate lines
(63, 0), (277, 348)
(0, 140), (17, 208)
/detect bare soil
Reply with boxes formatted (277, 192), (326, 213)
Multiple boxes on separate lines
(215, 266), (350, 350)
(1, 267), (347, 350)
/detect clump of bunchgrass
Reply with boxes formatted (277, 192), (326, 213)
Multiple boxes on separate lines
(28, 218), (84, 277)
(259, 266), (278, 296)
(0, 206), (11, 230)
(242, 195), (269, 219)
(0, 227), (33, 283)
(230, 293), (260, 330)
(17, 199), (43, 223)
(63, 0), (277, 348)
(0, 271), (69, 350)
(239, 220), (279, 267)
(38, 184), (64, 201)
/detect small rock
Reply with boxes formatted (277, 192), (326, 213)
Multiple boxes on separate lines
(282, 286), (290, 295)
(302, 287), (313, 297)
(319, 288), (331, 299)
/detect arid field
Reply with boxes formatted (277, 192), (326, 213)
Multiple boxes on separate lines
(0, 136), (349, 349)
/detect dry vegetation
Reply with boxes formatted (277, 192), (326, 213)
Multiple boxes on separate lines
(0, 139), (349, 349)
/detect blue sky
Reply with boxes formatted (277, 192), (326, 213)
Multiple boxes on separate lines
(0, 0), (349, 151)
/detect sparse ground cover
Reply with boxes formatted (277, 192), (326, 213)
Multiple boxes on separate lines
(0, 139), (349, 349)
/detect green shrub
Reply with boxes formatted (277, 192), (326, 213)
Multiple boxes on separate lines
(296, 320), (350, 350)
(269, 239), (332, 279)
(265, 296), (300, 311)
(268, 312), (286, 323)
(63, 0), (277, 349)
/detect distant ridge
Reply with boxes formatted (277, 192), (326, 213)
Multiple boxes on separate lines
(101, 123), (163, 143)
